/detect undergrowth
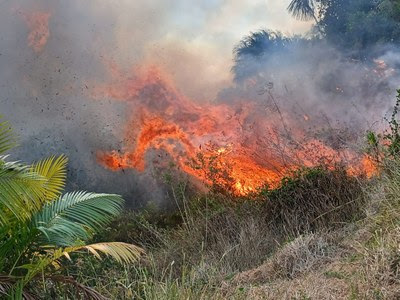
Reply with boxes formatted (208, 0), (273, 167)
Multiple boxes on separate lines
(37, 91), (400, 299)
(39, 165), (373, 299)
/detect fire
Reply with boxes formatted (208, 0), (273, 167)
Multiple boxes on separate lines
(93, 64), (377, 195)
(21, 11), (51, 53)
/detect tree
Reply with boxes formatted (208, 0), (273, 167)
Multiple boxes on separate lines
(287, 0), (400, 51)
(232, 30), (297, 82)
(0, 118), (143, 299)
(287, 0), (319, 22)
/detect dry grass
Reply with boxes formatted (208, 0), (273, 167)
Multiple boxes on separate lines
(220, 159), (400, 300)
(50, 162), (400, 299)
(232, 232), (340, 285)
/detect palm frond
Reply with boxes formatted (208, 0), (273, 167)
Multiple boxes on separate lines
(62, 242), (144, 264)
(0, 119), (16, 155)
(30, 155), (68, 201)
(18, 243), (142, 291)
(49, 275), (108, 300)
(33, 192), (124, 246)
(232, 30), (294, 82)
(0, 159), (47, 225)
(287, 0), (316, 21)
(0, 276), (36, 300)
(0, 276), (14, 297)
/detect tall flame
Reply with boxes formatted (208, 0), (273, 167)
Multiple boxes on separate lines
(93, 64), (377, 195)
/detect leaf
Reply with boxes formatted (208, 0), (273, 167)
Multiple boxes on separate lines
(18, 242), (142, 288)
(0, 275), (36, 300)
(30, 155), (68, 201)
(63, 242), (144, 264)
(49, 275), (109, 300)
(0, 119), (16, 155)
(33, 192), (124, 246)
(287, 0), (316, 21)
(0, 159), (47, 225)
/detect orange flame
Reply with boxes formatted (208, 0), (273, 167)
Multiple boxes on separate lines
(93, 64), (377, 195)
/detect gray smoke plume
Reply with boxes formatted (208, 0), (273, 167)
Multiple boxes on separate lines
(0, 0), (172, 208)
(220, 32), (400, 152)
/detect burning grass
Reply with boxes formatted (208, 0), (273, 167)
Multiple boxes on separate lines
(93, 64), (377, 196)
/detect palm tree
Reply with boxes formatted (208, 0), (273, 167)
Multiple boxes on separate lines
(0, 118), (143, 299)
(287, 0), (319, 23)
(232, 30), (294, 81)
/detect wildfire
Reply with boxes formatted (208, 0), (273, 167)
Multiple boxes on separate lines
(21, 11), (51, 53)
(93, 64), (377, 195)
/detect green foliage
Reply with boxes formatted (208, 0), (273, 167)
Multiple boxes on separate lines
(0, 119), (143, 299)
(366, 89), (400, 162)
(0, 118), (68, 227)
(261, 166), (365, 235)
(34, 192), (124, 246)
(384, 89), (400, 156)
(288, 0), (400, 51)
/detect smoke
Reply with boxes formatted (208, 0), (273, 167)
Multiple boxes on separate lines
(0, 0), (399, 206)
(0, 0), (168, 207)
(225, 33), (399, 133)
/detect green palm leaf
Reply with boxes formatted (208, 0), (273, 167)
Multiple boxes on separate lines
(0, 159), (47, 225)
(0, 119), (16, 155)
(33, 192), (124, 246)
(30, 155), (67, 201)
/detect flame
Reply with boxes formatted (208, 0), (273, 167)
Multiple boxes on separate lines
(93, 64), (377, 195)
(21, 11), (51, 53)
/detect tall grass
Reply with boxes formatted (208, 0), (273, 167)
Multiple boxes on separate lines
(45, 165), (371, 299)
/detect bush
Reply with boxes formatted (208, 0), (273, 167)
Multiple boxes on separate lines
(260, 166), (365, 236)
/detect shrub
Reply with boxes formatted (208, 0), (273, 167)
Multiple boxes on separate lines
(0, 119), (143, 299)
(260, 166), (365, 236)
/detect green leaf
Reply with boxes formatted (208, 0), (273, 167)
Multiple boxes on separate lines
(33, 192), (124, 246)
(0, 119), (16, 155)
(0, 159), (47, 225)
(30, 155), (68, 201)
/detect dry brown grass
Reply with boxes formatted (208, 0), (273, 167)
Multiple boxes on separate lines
(219, 160), (400, 300)
(58, 162), (400, 299)
(232, 232), (340, 285)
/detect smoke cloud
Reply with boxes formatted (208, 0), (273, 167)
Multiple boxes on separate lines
(0, 0), (399, 206)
